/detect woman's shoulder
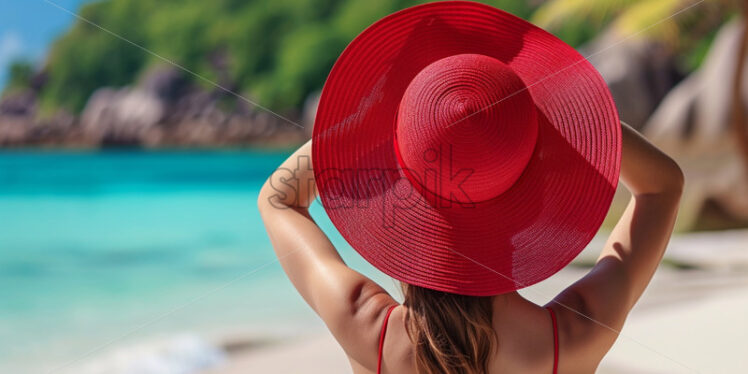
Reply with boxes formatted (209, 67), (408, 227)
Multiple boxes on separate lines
(545, 295), (618, 373)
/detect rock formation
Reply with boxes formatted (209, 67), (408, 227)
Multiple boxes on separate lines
(0, 65), (308, 148)
(583, 31), (683, 130)
(645, 20), (748, 228)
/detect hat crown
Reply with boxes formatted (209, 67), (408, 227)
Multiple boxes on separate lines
(395, 54), (538, 203)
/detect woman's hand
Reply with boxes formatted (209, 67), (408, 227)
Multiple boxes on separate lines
(619, 121), (685, 196)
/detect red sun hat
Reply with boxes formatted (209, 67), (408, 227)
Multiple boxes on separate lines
(312, 1), (621, 296)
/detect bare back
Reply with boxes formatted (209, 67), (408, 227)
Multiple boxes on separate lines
(370, 295), (562, 374)
(258, 123), (683, 374)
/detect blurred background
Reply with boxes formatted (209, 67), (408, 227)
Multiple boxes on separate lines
(1, 0), (747, 373)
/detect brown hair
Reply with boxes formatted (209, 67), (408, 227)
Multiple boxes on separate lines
(401, 283), (497, 374)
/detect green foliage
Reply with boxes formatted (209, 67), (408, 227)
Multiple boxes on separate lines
(39, 0), (149, 113)
(254, 25), (347, 110)
(26, 0), (550, 114)
(36, 0), (352, 113)
(535, 0), (734, 57)
(532, 0), (641, 46)
(2, 0), (729, 114)
(334, 0), (401, 40)
(5, 60), (34, 92)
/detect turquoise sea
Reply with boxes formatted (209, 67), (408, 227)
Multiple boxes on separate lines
(0, 150), (391, 373)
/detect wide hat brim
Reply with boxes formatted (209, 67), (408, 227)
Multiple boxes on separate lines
(312, 1), (621, 296)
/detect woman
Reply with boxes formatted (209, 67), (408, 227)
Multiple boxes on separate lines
(259, 2), (683, 373)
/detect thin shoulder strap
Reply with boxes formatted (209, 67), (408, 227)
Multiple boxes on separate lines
(546, 306), (559, 374)
(377, 304), (398, 374)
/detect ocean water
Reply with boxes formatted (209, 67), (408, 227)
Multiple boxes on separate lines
(0, 150), (391, 373)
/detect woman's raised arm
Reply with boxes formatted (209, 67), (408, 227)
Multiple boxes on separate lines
(550, 122), (684, 366)
(257, 140), (396, 369)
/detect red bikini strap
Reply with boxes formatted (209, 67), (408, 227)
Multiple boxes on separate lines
(377, 305), (398, 374)
(546, 306), (559, 374)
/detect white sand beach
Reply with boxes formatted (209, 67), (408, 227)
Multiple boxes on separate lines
(203, 230), (748, 374)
